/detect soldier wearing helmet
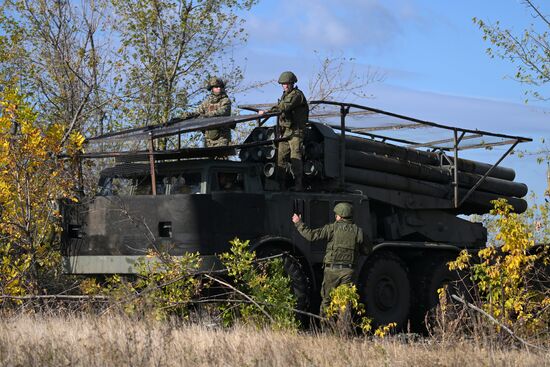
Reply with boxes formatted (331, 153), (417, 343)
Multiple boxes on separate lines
(259, 71), (309, 190)
(292, 202), (369, 315)
(178, 76), (232, 147)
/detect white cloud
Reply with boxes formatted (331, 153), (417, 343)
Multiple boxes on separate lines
(245, 0), (431, 53)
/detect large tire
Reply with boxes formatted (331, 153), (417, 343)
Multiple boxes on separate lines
(360, 253), (411, 329)
(412, 256), (473, 332)
(257, 247), (311, 317)
(423, 256), (473, 309)
(426, 261), (460, 310)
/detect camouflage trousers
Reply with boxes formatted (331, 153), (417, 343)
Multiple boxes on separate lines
(320, 267), (354, 315)
(205, 127), (231, 147)
(277, 127), (303, 187)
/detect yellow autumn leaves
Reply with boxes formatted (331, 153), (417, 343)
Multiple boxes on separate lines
(449, 198), (550, 336)
(0, 87), (83, 298)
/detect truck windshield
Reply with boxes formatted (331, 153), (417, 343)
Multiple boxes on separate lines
(99, 172), (202, 196)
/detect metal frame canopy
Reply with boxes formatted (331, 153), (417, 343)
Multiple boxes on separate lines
(81, 100), (531, 206)
(241, 100), (532, 208)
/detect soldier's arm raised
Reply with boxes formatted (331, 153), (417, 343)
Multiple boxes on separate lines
(294, 221), (332, 242)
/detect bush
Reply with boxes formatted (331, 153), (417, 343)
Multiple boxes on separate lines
(82, 238), (299, 330)
(82, 251), (204, 320)
(448, 199), (550, 343)
(219, 238), (299, 330)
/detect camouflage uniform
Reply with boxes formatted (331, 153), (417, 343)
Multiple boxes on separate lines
(294, 203), (367, 315)
(270, 71), (308, 190)
(185, 77), (232, 147)
(196, 92), (231, 147)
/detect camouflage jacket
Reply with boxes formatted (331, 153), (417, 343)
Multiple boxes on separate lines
(196, 92), (231, 118)
(185, 92), (231, 140)
(271, 87), (308, 129)
(294, 219), (366, 266)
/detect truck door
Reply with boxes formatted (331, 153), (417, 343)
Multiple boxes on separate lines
(307, 199), (331, 262)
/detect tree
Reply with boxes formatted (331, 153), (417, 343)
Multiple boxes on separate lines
(109, 0), (256, 132)
(1, 0), (257, 140)
(308, 51), (384, 103)
(475, 1), (550, 194)
(1, 0), (110, 141)
(0, 88), (84, 298)
(474, 1), (549, 103)
(449, 200), (549, 341)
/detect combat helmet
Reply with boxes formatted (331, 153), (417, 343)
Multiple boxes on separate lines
(333, 202), (353, 218)
(206, 77), (225, 91)
(278, 71), (298, 84)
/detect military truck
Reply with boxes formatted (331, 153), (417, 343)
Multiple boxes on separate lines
(60, 101), (531, 329)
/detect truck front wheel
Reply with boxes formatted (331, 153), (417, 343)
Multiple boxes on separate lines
(257, 246), (311, 319)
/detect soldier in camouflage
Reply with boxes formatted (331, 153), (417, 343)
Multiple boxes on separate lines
(292, 202), (368, 315)
(181, 77), (232, 147)
(260, 71), (308, 190)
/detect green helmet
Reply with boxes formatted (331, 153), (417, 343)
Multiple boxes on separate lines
(334, 202), (353, 218)
(206, 77), (225, 90)
(278, 71), (298, 84)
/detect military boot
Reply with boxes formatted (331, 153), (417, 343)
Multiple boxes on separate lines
(291, 175), (303, 191)
(275, 163), (289, 190)
(290, 158), (303, 191)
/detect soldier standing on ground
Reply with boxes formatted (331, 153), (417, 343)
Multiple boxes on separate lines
(259, 71), (308, 191)
(292, 202), (368, 315)
(180, 77), (232, 147)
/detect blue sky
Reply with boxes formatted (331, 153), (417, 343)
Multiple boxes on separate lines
(233, 0), (550, 201)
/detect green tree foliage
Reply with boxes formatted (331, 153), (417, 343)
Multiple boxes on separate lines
(0, 0), (257, 138)
(1, 0), (108, 140)
(0, 0), (258, 298)
(475, 0), (550, 191)
(110, 0), (256, 128)
(474, 1), (549, 102)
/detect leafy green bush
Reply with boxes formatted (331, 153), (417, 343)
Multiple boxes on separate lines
(219, 238), (299, 330)
(82, 251), (203, 320)
(82, 238), (299, 330)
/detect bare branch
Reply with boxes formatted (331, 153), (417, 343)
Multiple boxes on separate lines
(451, 294), (548, 352)
(203, 274), (275, 324)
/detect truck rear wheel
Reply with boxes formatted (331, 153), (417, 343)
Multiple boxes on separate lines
(426, 259), (473, 308)
(361, 253), (411, 330)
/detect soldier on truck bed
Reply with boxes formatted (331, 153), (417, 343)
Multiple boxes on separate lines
(292, 202), (369, 315)
(178, 76), (232, 147)
(259, 71), (308, 191)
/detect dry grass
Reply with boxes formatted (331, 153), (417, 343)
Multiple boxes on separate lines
(0, 314), (548, 367)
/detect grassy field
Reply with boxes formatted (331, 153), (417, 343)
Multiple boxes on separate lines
(0, 314), (548, 367)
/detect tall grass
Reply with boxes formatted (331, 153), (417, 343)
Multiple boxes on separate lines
(0, 313), (548, 367)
